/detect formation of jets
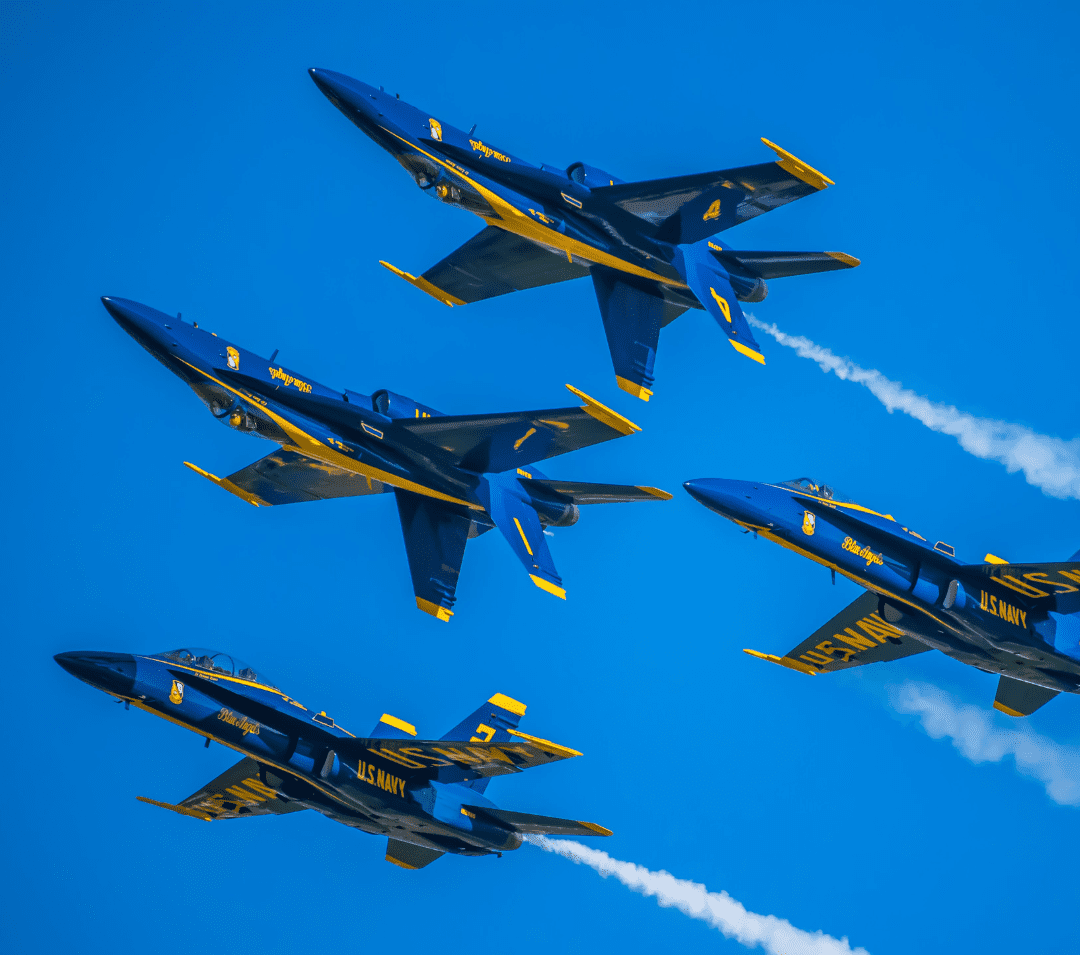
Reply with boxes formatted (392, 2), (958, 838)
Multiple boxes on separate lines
(62, 66), (1079, 864)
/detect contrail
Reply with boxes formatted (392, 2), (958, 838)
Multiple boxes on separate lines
(890, 681), (1080, 805)
(747, 317), (1080, 500)
(527, 836), (870, 955)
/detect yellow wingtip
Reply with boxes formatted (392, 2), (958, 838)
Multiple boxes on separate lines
(993, 701), (1026, 718)
(578, 821), (614, 836)
(416, 597), (454, 621)
(729, 338), (766, 365)
(530, 574), (566, 600)
(136, 796), (213, 822)
(488, 692), (527, 716)
(636, 486), (674, 501)
(379, 260), (465, 307)
(760, 137), (835, 189)
(825, 251), (861, 268)
(615, 376), (653, 402)
(380, 713), (417, 736)
(183, 461), (263, 507)
(742, 648), (818, 675)
(385, 855), (420, 870)
(565, 384), (641, 435)
(509, 728), (582, 758)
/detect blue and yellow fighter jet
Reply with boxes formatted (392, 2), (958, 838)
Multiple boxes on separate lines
(103, 296), (670, 619)
(308, 68), (859, 401)
(685, 477), (1080, 716)
(55, 646), (609, 867)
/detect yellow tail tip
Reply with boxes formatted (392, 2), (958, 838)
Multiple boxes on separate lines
(488, 692), (527, 716)
(729, 339), (766, 365)
(530, 574), (566, 599)
(416, 597), (454, 621)
(615, 376), (653, 401)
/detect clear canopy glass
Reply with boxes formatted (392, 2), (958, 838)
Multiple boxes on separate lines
(158, 647), (274, 687)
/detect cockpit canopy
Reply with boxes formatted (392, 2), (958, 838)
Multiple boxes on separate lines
(781, 477), (838, 500)
(159, 647), (274, 687)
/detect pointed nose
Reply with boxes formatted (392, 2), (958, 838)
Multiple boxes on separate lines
(683, 478), (764, 525)
(308, 68), (380, 121)
(55, 651), (136, 698)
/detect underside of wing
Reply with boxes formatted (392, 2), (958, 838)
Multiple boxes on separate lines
(184, 449), (391, 507)
(745, 591), (932, 675)
(393, 384), (641, 472)
(380, 225), (590, 307)
(590, 139), (835, 244)
(462, 806), (611, 838)
(339, 731), (581, 783)
(137, 757), (308, 821)
(386, 837), (444, 869)
(521, 478), (671, 505)
(994, 675), (1060, 717)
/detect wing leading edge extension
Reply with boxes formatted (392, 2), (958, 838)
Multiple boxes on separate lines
(744, 591), (932, 675)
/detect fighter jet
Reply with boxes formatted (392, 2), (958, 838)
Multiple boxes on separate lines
(102, 296), (670, 619)
(308, 69), (859, 401)
(55, 645), (609, 867)
(684, 476), (1080, 716)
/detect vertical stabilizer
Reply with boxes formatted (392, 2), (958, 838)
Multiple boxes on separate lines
(440, 693), (527, 794)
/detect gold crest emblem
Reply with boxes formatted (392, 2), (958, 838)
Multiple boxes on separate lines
(429, 118), (442, 141)
(802, 510), (816, 535)
(169, 680), (184, 704)
(226, 346), (240, 370)
(703, 198), (721, 221)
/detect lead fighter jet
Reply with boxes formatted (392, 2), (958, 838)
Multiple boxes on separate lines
(685, 477), (1080, 716)
(309, 68), (859, 400)
(103, 297), (670, 620)
(55, 646), (609, 868)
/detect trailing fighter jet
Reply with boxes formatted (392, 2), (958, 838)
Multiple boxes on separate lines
(684, 477), (1080, 716)
(309, 68), (859, 401)
(55, 645), (609, 867)
(102, 296), (669, 619)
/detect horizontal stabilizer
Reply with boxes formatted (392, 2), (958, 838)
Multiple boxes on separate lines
(336, 731), (581, 783)
(185, 450), (391, 507)
(463, 806), (612, 838)
(746, 591), (931, 675)
(591, 138), (834, 242)
(395, 384), (641, 472)
(994, 675), (1059, 717)
(139, 757), (307, 822)
(711, 249), (860, 280)
(522, 478), (672, 505)
(386, 837), (444, 869)
(381, 225), (589, 307)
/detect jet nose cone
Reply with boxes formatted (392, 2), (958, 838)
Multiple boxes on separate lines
(683, 478), (728, 508)
(683, 478), (762, 523)
(55, 651), (136, 698)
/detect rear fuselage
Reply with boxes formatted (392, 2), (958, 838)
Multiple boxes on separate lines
(685, 478), (1080, 694)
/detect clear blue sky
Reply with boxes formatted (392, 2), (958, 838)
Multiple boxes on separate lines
(4, 2), (1080, 952)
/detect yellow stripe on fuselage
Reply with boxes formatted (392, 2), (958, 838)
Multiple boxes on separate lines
(176, 359), (481, 511)
(384, 130), (684, 289)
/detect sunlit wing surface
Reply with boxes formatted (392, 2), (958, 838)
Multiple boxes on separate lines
(394, 384), (639, 472)
(382, 225), (590, 307)
(184, 449), (391, 507)
(745, 591), (931, 675)
(137, 757), (306, 821)
(339, 732), (581, 781)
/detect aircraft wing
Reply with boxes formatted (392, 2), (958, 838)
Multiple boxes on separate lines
(462, 806), (611, 838)
(591, 139), (835, 244)
(184, 449), (391, 507)
(711, 249), (860, 280)
(380, 225), (589, 307)
(521, 478), (672, 505)
(137, 757), (307, 821)
(744, 591), (932, 675)
(339, 730), (581, 781)
(394, 384), (641, 472)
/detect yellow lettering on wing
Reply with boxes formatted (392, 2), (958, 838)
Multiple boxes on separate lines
(703, 199), (722, 221)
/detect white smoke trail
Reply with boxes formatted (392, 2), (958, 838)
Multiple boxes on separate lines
(890, 681), (1080, 805)
(747, 317), (1080, 500)
(527, 836), (870, 955)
